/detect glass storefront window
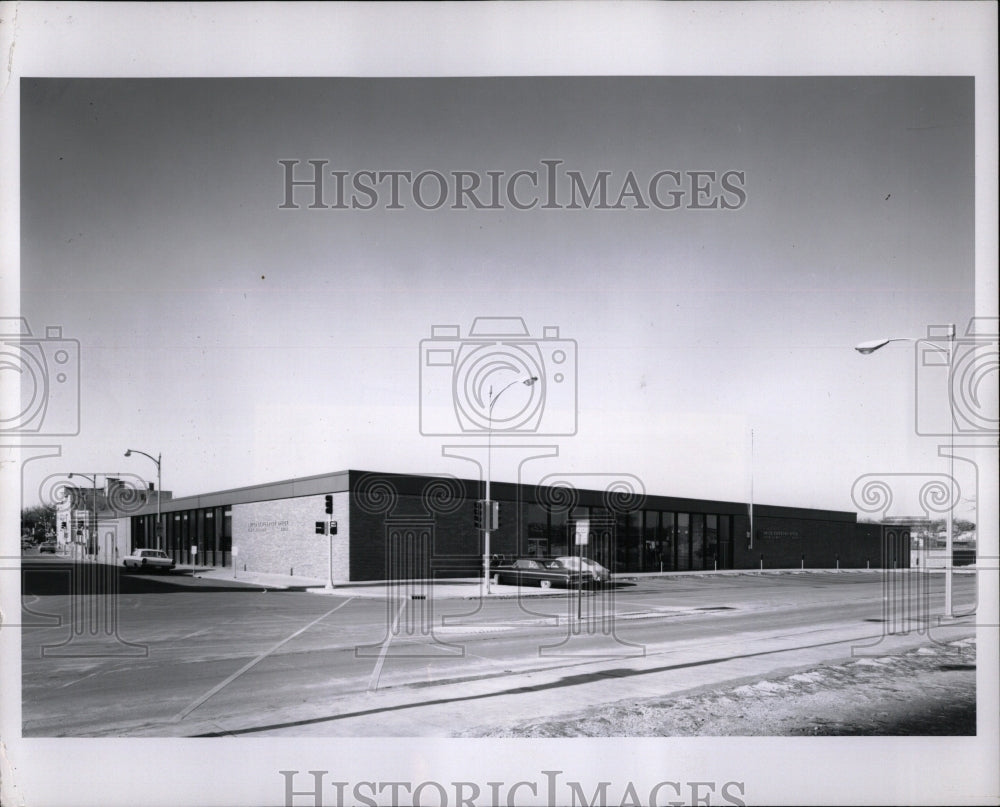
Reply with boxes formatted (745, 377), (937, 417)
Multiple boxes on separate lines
(676, 513), (690, 570)
(643, 510), (660, 572)
(661, 512), (675, 571)
(706, 515), (719, 569)
(547, 503), (569, 559)
(585, 507), (614, 572)
(523, 503), (549, 559)
(718, 515), (732, 568)
(691, 513), (705, 570)
(204, 509), (215, 564)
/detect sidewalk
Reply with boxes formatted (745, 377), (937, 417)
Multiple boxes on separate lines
(189, 567), (568, 598)
(184, 565), (970, 599)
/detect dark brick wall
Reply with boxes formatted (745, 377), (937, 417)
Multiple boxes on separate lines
(732, 516), (892, 569)
(343, 471), (898, 580)
(349, 491), (483, 581)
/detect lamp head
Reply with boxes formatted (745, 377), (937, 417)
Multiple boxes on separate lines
(855, 338), (891, 355)
(124, 450), (131, 457)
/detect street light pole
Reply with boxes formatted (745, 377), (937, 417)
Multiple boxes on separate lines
(67, 472), (98, 560)
(855, 324), (956, 618)
(483, 375), (538, 595)
(125, 449), (162, 551)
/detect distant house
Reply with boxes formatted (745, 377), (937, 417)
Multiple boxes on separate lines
(55, 478), (172, 561)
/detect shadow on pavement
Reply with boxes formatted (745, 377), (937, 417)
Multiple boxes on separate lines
(20, 559), (311, 595)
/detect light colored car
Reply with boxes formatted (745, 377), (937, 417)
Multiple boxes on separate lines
(492, 558), (584, 589)
(123, 549), (176, 572)
(555, 556), (612, 584)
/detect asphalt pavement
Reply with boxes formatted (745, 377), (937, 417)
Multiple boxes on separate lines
(20, 560), (979, 737)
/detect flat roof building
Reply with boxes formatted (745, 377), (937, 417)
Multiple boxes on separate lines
(117, 470), (901, 581)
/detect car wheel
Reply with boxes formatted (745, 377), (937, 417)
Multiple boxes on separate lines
(540, 579), (552, 589)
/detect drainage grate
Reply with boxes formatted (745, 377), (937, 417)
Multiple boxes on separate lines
(695, 606), (736, 611)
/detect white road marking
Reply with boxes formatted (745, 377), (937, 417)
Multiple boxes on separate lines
(173, 598), (354, 721)
(367, 599), (407, 693)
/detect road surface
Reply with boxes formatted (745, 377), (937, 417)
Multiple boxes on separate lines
(19, 559), (978, 736)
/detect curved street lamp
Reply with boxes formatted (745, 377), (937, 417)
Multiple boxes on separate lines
(125, 449), (162, 551)
(484, 375), (538, 595)
(855, 336), (916, 355)
(855, 324), (956, 618)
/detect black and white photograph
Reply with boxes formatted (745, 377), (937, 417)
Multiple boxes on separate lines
(1, 3), (997, 806)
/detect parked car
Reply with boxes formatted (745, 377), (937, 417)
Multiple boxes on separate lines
(38, 541), (58, 554)
(492, 558), (584, 589)
(555, 555), (612, 584)
(123, 549), (176, 572)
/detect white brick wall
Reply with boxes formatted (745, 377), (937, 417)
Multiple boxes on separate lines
(231, 491), (350, 581)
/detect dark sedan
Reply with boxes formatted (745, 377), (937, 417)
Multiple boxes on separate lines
(491, 558), (585, 589)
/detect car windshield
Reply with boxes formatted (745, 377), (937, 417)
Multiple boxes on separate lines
(556, 557), (608, 573)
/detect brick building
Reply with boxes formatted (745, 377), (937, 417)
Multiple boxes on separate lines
(116, 469), (903, 581)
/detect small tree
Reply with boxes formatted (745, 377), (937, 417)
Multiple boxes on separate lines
(21, 505), (56, 541)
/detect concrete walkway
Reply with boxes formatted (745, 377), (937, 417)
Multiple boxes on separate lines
(183, 565), (973, 599)
(189, 567), (569, 598)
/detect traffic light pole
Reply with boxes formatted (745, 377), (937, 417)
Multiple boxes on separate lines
(324, 495), (335, 590)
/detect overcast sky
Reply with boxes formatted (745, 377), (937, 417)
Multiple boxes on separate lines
(18, 76), (975, 513)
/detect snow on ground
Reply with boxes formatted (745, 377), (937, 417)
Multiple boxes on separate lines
(458, 638), (976, 737)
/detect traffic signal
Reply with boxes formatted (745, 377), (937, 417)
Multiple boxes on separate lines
(473, 500), (484, 531)
(492, 501), (501, 530)
(325, 494), (333, 514)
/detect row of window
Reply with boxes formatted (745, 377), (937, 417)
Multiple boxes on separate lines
(132, 507), (232, 566)
(520, 505), (736, 573)
(132, 502), (737, 574)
